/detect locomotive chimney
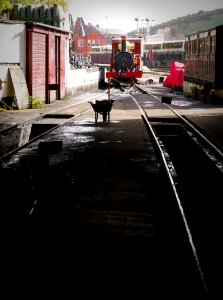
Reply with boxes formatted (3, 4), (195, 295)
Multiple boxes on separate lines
(121, 35), (127, 52)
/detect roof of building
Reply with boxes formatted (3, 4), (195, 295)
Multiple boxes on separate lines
(75, 17), (106, 39)
(76, 17), (86, 36)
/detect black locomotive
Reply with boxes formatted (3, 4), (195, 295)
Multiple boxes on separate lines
(114, 51), (135, 72)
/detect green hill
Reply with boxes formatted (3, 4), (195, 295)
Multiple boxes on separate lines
(128, 8), (223, 37)
(152, 8), (223, 35)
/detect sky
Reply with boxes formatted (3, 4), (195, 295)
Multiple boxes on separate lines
(68, 0), (223, 32)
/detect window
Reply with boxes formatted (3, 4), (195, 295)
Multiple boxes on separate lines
(92, 40), (95, 46)
(78, 39), (84, 48)
(192, 40), (197, 55)
(152, 44), (162, 50)
(96, 40), (100, 46)
(198, 38), (204, 54)
(210, 36), (215, 54)
(87, 40), (91, 47)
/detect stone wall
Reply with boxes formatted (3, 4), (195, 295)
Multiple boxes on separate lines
(66, 67), (105, 97)
(10, 4), (64, 28)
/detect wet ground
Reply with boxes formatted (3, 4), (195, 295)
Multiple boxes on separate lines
(1, 82), (223, 298)
(2, 92), (222, 298)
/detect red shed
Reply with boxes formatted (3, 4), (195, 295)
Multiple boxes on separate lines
(26, 22), (69, 104)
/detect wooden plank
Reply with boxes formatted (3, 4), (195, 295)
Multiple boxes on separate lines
(9, 66), (29, 109)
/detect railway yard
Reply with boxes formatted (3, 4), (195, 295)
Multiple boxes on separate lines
(1, 71), (223, 298)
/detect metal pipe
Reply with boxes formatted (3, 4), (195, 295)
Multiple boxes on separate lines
(121, 35), (127, 52)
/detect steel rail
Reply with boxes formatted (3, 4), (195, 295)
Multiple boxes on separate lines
(0, 91), (107, 135)
(0, 108), (92, 165)
(128, 91), (209, 295)
(0, 91), (109, 164)
(135, 83), (223, 159)
(163, 103), (223, 159)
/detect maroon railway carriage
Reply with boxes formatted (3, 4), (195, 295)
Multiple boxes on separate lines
(184, 25), (223, 101)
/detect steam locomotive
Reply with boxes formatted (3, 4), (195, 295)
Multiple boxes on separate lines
(106, 36), (143, 82)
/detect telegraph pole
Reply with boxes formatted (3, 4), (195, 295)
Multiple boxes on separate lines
(105, 16), (108, 54)
(135, 18), (154, 36)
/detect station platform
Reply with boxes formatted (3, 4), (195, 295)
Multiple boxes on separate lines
(1, 86), (222, 150)
(0, 90), (105, 130)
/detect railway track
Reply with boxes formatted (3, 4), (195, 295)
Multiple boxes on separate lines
(126, 85), (223, 296)
(0, 91), (108, 164)
(1, 82), (222, 297)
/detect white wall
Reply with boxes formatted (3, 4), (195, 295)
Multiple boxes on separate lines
(145, 33), (164, 43)
(66, 68), (102, 97)
(0, 22), (26, 100)
(0, 22), (26, 72)
(0, 21), (102, 103)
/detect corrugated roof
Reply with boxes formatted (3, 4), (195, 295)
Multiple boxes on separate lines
(75, 18), (106, 39)
(85, 24), (106, 38)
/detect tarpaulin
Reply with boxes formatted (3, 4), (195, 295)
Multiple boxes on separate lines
(163, 62), (185, 90)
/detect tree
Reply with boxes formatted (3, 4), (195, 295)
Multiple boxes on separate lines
(0, 0), (68, 15)
(0, 1), (13, 15)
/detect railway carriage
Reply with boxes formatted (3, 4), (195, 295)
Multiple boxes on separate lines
(143, 40), (185, 68)
(90, 45), (112, 66)
(183, 25), (223, 101)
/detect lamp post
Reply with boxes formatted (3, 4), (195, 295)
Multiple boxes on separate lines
(135, 17), (139, 33)
(105, 16), (108, 54)
(135, 18), (154, 35)
(145, 18), (155, 33)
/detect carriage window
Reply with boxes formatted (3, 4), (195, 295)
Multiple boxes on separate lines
(91, 47), (101, 52)
(211, 36), (215, 54)
(162, 42), (183, 49)
(153, 44), (162, 50)
(144, 44), (151, 50)
(186, 41), (190, 55)
(87, 40), (91, 47)
(198, 39), (205, 54)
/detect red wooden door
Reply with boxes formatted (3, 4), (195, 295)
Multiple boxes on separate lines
(29, 31), (47, 102)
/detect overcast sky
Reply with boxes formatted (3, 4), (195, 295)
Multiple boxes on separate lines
(68, 0), (223, 32)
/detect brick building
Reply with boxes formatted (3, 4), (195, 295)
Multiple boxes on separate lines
(73, 17), (106, 57)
